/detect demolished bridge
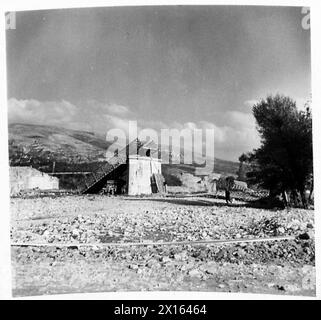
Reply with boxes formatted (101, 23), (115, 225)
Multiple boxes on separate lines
(80, 139), (165, 196)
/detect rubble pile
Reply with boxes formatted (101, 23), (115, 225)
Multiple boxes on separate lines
(11, 189), (76, 199)
(10, 195), (315, 296)
(12, 238), (314, 267)
(11, 208), (314, 245)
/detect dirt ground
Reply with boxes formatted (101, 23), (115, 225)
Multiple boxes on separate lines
(10, 194), (315, 297)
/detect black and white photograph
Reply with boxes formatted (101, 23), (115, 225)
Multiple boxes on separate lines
(1, 1), (320, 300)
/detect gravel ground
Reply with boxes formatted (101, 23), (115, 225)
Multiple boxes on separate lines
(10, 194), (315, 297)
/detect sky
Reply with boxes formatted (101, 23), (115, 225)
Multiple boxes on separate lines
(6, 6), (311, 161)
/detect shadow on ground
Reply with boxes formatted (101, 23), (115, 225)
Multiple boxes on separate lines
(124, 195), (285, 210)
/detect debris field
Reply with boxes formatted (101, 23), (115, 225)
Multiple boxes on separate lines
(10, 195), (315, 297)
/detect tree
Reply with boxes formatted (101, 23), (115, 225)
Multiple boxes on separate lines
(244, 94), (313, 207)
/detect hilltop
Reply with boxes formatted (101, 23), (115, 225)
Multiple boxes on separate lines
(8, 123), (241, 187)
(9, 123), (111, 164)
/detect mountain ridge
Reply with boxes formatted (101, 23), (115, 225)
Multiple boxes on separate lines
(8, 123), (240, 177)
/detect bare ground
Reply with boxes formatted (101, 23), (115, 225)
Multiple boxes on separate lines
(10, 194), (315, 297)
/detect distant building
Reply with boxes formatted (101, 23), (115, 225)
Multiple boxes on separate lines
(194, 172), (248, 193)
(10, 166), (59, 196)
(194, 172), (221, 193)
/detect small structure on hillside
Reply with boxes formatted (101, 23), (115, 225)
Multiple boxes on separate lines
(10, 166), (59, 196)
(81, 139), (165, 196)
(197, 173), (222, 193)
(195, 172), (248, 194)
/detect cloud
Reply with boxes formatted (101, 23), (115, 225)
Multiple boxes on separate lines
(106, 104), (131, 116)
(7, 98), (260, 160)
(103, 114), (133, 134)
(198, 121), (225, 143)
(295, 97), (310, 111)
(8, 98), (78, 127)
(7, 98), (135, 134)
(244, 99), (259, 108)
(154, 115), (260, 160)
(226, 111), (256, 129)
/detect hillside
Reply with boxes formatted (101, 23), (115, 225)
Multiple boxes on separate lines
(9, 123), (111, 164)
(8, 123), (241, 187)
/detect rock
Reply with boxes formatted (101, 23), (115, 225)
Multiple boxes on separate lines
(306, 223), (313, 229)
(137, 268), (144, 274)
(161, 256), (171, 263)
(288, 223), (299, 231)
(298, 232), (310, 240)
(43, 230), (50, 238)
(276, 285), (286, 291)
(174, 253), (183, 261)
(277, 227), (285, 234)
(180, 265), (187, 271)
(86, 236), (96, 243)
(189, 269), (201, 277)
(174, 251), (188, 260)
(204, 265), (216, 275)
(284, 284), (299, 292)
(146, 259), (157, 268)
(72, 229), (80, 238)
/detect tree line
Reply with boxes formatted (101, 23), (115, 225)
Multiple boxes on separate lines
(239, 94), (313, 208)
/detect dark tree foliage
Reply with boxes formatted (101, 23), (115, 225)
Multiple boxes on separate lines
(244, 94), (313, 207)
